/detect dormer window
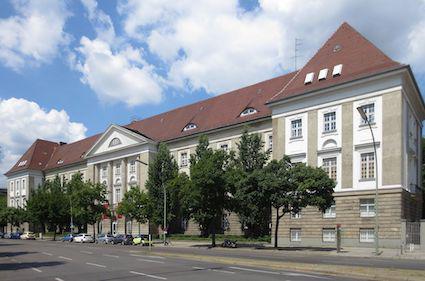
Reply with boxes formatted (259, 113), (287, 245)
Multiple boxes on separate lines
(332, 64), (343, 77)
(109, 137), (122, 147)
(318, 68), (328, 81)
(183, 123), (197, 131)
(57, 159), (64, 165)
(240, 107), (257, 117)
(17, 160), (27, 167)
(304, 72), (314, 84)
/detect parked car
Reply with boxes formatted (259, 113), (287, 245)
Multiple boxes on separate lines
(20, 232), (36, 240)
(4, 233), (11, 239)
(10, 232), (22, 239)
(96, 233), (114, 244)
(73, 233), (94, 243)
(112, 234), (133, 245)
(133, 234), (151, 246)
(61, 234), (74, 242)
(0, 232), (4, 238)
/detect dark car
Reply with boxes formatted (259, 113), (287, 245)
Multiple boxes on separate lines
(61, 234), (74, 242)
(10, 232), (22, 239)
(112, 234), (133, 245)
(0, 232), (4, 238)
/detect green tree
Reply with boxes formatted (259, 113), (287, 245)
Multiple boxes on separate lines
(145, 143), (180, 232)
(228, 129), (271, 237)
(181, 135), (230, 247)
(0, 195), (7, 231)
(67, 173), (108, 237)
(262, 157), (335, 248)
(117, 187), (149, 234)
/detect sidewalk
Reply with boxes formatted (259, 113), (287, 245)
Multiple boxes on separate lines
(162, 240), (425, 260)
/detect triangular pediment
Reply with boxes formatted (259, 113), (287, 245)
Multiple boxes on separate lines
(85, 124), (154, 158)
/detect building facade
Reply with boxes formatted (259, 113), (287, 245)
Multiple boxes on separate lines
(5, 23), (424, 248)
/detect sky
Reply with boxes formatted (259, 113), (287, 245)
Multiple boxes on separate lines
(0, 0), (425, 185)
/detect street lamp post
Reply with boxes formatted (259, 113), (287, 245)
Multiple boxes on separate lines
(135, 158), (167, 246)
(357, 106), (380, 256)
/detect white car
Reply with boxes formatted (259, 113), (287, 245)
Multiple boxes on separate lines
(73, 233), (94, 243)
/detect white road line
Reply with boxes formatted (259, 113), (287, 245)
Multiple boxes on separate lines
(32, 268), (42, 273)
(130, 254), (165, 259)
(103, 254), (119, 258)
(137, 258), (164, 264)
(58, 256), (72, 261)
(129, 271), (167, 280)
(55, 278), (65, 281)
(287, 272), (330, 280)
(212, 269), (235, 274)
(80, 250), (93, 255)
(86, 262), (106, 268)
(192, 266), (205, 270)
(42, 252), (53, 256)
(229, 266), (280, 275)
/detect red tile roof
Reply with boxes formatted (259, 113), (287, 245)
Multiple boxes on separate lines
(5, 139), (58, 176)
(268, 22), (402, 104)
(6, 22), (408, 175)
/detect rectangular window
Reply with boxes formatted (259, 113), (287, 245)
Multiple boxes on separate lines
(360, 103), (375, 125)
(360, 152), (375, 179)
(323, 204), (336, 218)
(323, 112), (336, 132)
(291, 119), (303, 138)
(322, 228), (336, 242)
(268, 135), (273, 152)
(115, 163), (121, 176)
(129, 161), (136, 174)
(322, 157), (337, 181)
(16, 181), (20, 196)
(291, 212), (301, 219)
(359, 228), (375, 243)
(180, 152), (188, 167)
(220, 143), (229, 152)
(290, 228), (301, 242)
(21, 179), (26, 196)
(101, 166), (107, 178)
(115, 188), (121, 203)
(360, 199), (375, 217)
(10, 182), (14, 197)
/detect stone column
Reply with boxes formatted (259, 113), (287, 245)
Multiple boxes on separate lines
(121, 158), (127, 194)
(94, 164), (99, 184)
(107, 161), (113, 204)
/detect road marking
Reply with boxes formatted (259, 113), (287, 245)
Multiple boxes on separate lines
(130, 254), (165, 259)
(286, 272), (330, 279)
(32, 268), (42, 273)
(192, 266), (205, 270)
(55, 278), (65, 281)
(42, 252), (53, 256)
(129, 271), (167, 280)
(229, 266), (280, 275)
(103, 254), (119, 258)
(137, 258), (164, 264)
(212, 269), (235, 274)
(80, 250), (93, 255)
(58, 256), (72, 261)
(86, 262), (106, 268)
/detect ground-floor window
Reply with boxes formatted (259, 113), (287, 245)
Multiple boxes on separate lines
(359, 228), (375, 243)
(290, 228), (301, 242)
(323, 204), (336, 218)
(359, 198), (375, 217)
(322, 228), (336, 242)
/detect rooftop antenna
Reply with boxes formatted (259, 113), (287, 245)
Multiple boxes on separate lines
(292, 38), (302, 71)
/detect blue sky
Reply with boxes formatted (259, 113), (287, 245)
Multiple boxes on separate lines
(0, 0), (424, 184)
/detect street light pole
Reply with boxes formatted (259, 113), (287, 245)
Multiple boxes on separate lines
(357, 106), (380, 256)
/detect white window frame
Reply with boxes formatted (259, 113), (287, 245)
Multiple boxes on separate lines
(266, 134), (273, 152)
(109, 137), (122, 147)
(183, 123), (197, 131)
(322, 228), (336, 242)
(360, 198), (375, 217)
(180, 151), (188, 167)
(101, 166), (107, 178)
(21, 179), (26, 196)
(115, 187), (121, 204)
(359, 228), (375, 243)
(323, 111), (336, 133)
(115, 163), (121, 176)
(360, 152), (375, 180)
(291, 212), (301, 219)
(290, 228), (302, 242)
(10, 181), (14, 198)
(129, 160), (136, 174)
(291, 119), (303, 139)
(323, 204), (336, 218)
(359, 103), (375, 125)
(322, 157), (337, 181)
(240, 107), (257, 117)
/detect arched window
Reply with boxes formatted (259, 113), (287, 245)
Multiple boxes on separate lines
(240, 107), (257, 117)
(183, 123), (197, 131)
(115, 178), (121, 185)
(109, 137), (122, 147)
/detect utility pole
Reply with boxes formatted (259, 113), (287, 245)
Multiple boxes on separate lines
(293, 38), (302, 71)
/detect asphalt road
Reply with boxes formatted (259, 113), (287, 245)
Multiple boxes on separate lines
(0, 239), (360, 281)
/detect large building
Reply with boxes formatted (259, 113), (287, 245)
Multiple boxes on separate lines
(5, 23), (424, 248)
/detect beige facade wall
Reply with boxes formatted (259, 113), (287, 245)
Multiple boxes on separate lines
(45, 163), (88, 183)
(307, 110), (318, 166)
(382, 90), (403, 186)
(272, 117), (285, 160)
(341, 102), (353, 189)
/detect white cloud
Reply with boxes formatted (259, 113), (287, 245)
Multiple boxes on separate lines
(71, 0), (163, 107)
(118, 0), (425, 95)
(0, 0), (71, 70)
(0, 98), (87, 185)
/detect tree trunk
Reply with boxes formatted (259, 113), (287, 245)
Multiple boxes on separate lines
(93, 222), (96, 238)
(274, 208), (280, 248)
(53, 226), (57, 241)
(211, 224), (216, 248)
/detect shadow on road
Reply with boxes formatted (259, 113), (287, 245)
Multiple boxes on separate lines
(0, 251), (37, 258)
(0, 261), (65, 271)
